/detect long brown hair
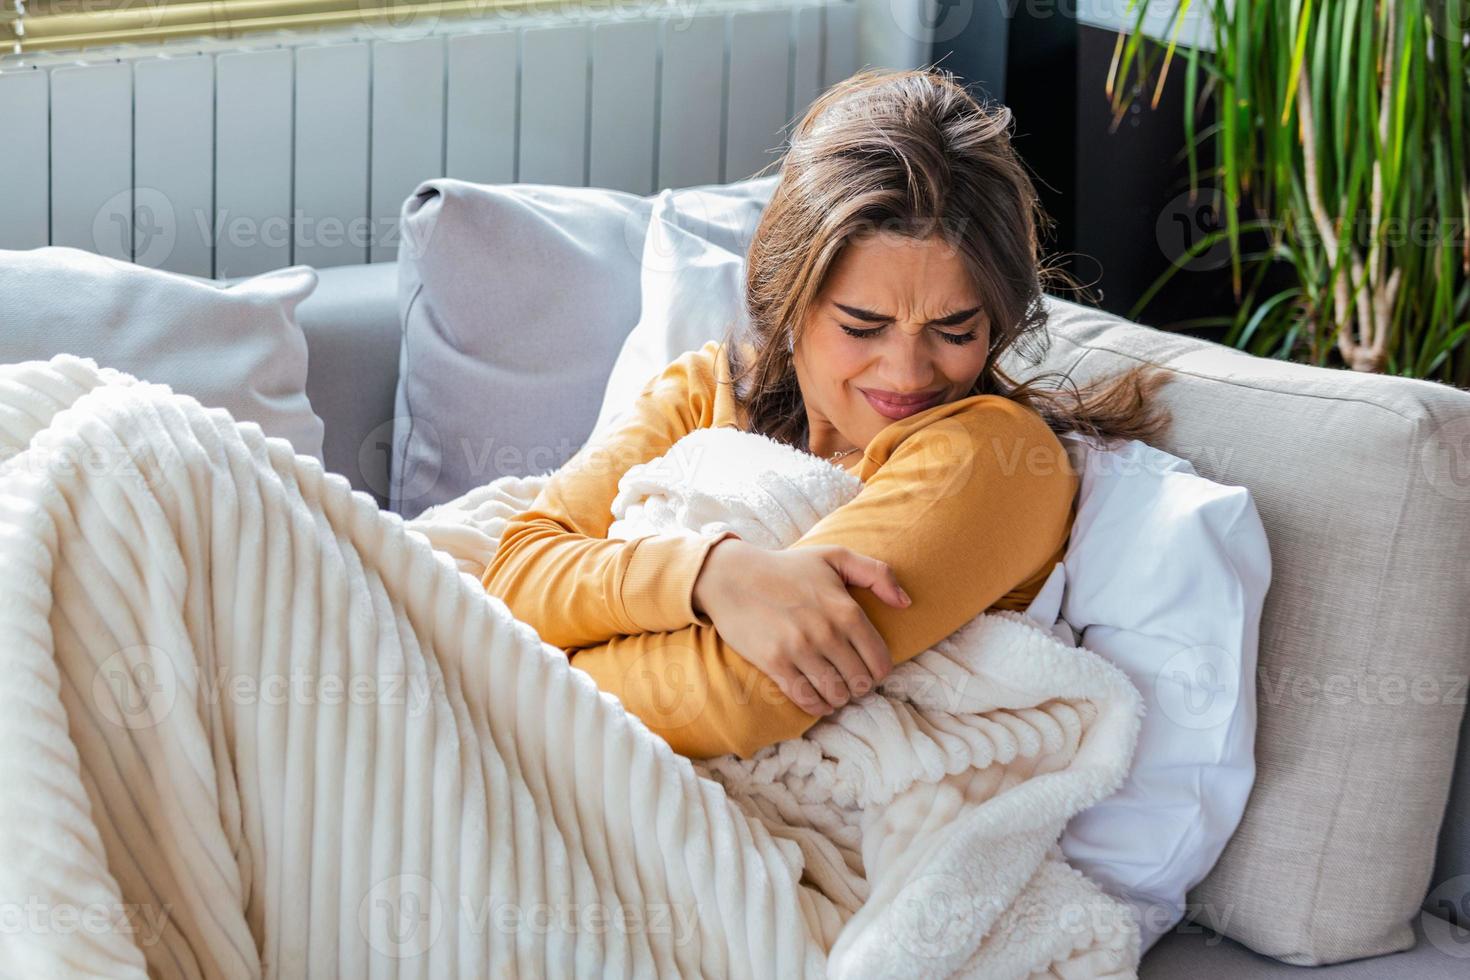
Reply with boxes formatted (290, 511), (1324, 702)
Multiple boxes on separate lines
(727, 66), (1172, 450)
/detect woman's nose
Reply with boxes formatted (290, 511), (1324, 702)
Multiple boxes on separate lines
(882, 335), (936, 389)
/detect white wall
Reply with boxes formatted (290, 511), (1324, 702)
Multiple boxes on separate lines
(1077, 0), (1219, 52)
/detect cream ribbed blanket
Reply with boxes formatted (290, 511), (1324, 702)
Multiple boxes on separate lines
(0, 356), (1141, 979)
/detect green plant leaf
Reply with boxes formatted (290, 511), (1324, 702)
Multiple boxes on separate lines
(1281, 0), (1314, 123)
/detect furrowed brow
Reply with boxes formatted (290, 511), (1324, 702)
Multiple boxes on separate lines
(834, 302), (982, 327)
(930, 306), (983, 326)
(833, 303), (890, 323)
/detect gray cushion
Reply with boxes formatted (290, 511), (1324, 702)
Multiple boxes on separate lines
(293, 262), (402, 509)
(1, 246), (324, 461)
(1003, 296), (1470, 965)
(1141, 911), (1469, 979)
(391, 175), (778, 516)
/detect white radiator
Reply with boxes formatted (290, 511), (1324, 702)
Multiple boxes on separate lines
(0, 0), (858, 278)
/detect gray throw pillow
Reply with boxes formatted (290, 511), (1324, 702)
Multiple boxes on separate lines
(0, 246), (325, 461)
(391, 176), (778, 517)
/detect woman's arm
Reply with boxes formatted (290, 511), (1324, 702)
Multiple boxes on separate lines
(480, 342), (738, 651)
(788, 393), (1079, 663)
(569, 393), (1081, 759)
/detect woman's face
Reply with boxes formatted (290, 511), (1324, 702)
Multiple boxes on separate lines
(793, 231), (990, 454)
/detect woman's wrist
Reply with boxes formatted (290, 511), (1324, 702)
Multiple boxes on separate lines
(692, 534), (742, 620)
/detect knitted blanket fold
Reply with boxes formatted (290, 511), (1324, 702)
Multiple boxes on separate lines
(0, 356), (1142, 979)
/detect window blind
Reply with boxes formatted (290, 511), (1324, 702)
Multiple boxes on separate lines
(2, 0), (552, 54)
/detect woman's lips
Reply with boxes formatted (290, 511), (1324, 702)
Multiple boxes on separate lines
(860, 387), (946, 420)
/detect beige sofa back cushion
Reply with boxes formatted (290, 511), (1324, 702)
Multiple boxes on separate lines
(1006, 296), (1470, 965)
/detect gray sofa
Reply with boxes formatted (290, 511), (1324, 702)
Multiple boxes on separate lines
(291, 258), (1470, 976)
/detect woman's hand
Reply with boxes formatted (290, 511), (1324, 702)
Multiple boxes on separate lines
(691, 538), (911, 715)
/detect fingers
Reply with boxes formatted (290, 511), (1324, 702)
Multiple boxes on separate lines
(791, 626), (887, 715)
(821, 637), (878, 704)
(744, 546), (910, 718)
(775, 661), (837, 716)
(798, 651), (850, 714)
(817, 547), (896, 683)
(840, 603), (893, 687)
(824, 546), (911, 610)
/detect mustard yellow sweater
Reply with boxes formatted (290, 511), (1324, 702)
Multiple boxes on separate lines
(481, 340), (1080, 759)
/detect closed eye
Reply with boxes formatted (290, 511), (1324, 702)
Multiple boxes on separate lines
(833, 302), (983, 346)
(839, 322), (979, 346)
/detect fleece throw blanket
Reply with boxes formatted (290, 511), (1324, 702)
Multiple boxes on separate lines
(0, 355), (1142, 979)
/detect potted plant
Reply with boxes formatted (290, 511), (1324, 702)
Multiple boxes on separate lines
(1107, 0), (1469, 382)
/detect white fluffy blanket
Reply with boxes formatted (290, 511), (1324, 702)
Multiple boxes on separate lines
(0, 356), (1142, 979)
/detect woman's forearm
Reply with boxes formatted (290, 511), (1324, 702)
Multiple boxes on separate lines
(482, 516), (737, 651)
(478, 342), (729, 650)
(570, 623), (819, 759)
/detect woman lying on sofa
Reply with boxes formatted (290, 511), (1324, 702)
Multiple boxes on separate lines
(481, 67), (1172, 760)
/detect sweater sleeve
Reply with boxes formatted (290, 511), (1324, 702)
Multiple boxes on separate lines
(480, 341), (739, 651)
(568, 393), (1081, 759)
(785, 393), (1080, 665)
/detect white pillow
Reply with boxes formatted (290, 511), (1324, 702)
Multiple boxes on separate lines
(1044, 433), (1269, 954)
(594, 229), (1270, 957)
(589, 189), (753, 444)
